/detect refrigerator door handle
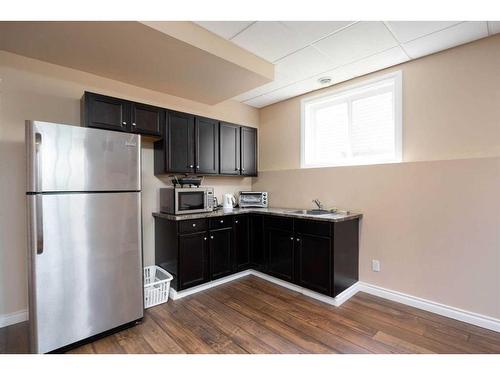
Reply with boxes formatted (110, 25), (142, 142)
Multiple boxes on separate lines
(35, 132), (42, 191)
(36, 195), (44, 254)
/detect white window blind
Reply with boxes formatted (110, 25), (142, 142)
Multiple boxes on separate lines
(301, 72), (402, 168)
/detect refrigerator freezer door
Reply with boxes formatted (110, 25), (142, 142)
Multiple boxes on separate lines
(27, 192), (143, 353)
(26, 121), (141, 193)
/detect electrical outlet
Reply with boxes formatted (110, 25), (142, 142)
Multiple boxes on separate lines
(372, 259), (381, 272)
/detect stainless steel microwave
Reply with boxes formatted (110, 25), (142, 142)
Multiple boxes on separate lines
(160, 187), (215, 215)
(239, 191), (268, 208)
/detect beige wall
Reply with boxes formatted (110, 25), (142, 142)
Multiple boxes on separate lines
(254, 35), (500, 318)
(0, 51), (258, 317)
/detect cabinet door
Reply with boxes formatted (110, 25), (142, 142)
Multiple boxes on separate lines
(131, 102), (163, 137)
(249, 214), (266, 271)
(234, 216), (250, 271)
(296, 234), (331, 295)
(266, 228), (295, 282)
(167, 111), (195, 173)
(219, 122), (241, 175)
(84, 92), (130, 132)
(178, 232), (209, 290)
(210, 228), (233, 280)
(195, 117), (219, 174)
(241, 126), (257, 176)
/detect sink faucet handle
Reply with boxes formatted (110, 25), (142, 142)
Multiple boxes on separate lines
(312, 199), (323, 210)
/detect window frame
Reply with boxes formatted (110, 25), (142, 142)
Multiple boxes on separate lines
(300, 70), (403, 169)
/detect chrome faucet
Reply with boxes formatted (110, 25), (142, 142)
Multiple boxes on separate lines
(312, 199), (323, 210)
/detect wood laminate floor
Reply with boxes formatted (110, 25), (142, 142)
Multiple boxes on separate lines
(2, 275), (500, 354)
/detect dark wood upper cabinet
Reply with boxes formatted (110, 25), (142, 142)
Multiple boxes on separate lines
(84, 91), (258, 176)
(219, 122), (241, 175)
(241, 126), (257, 176)
(195, 117), (219, 174)
(131, 102), (163, 137)
(83, 92), (162, 137)
(167, 110), (196, 174)
(83, 92), (130, 132)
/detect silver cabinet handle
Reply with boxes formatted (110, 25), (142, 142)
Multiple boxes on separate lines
(132, 122), (136, 126)
(122, 121), (127, 125)
(189, 165), (194, 168)
(220, 220), (224, 223)
(234, 168), (239, 171)
(36, 195), (44, 254)
(290, 237), (294, 241)
(235, 220), (239, 224)
(210, 235), (214, 239)
(192, 223), (196, 227)
(196, 165), (200, 168)
(296, 238), (300, 242)
(204, 237), (207, 241)
(242, 168), (245, 171)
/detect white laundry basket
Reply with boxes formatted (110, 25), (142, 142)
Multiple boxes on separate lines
(143, 266), (173, 308)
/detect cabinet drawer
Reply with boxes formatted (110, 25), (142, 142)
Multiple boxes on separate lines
(264, 216), (293, 232)
(295, 219), (331, 237)
(179, 219), (208, 234)
(209, 216), (233, 230)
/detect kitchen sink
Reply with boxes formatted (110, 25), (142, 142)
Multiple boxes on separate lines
(287, 209), (333, 215)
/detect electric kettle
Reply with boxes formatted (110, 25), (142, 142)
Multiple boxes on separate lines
(222, 193), (236, 212)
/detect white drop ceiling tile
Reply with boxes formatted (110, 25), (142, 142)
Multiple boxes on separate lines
(488, 21), (500, 35)
(403, 21), (488, 59)
(313, 21), (398, 68)
(195, 21), (254, 39)
(281, 21), (355, 45)
(386, 21), (462, 43)
(231, 21), (307, 62)
(275, 46), (332, 82)
(332, 46), (409, 81)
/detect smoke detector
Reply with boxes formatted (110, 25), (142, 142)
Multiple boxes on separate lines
(318, 77), (332, 85)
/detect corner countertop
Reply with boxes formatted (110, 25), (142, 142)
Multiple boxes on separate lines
(152, 207), (362, 223)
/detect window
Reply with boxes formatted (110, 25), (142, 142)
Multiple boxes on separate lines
(301, 71), (402, 168)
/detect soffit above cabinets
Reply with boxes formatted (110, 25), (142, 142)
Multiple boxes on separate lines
(195, 21), (499, 108)
(0, 21), (274, 105)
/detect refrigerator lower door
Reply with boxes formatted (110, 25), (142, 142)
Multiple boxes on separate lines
(27, 192), (143, 353)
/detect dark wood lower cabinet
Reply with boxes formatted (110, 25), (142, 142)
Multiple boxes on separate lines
(296, 234), (331, 295)
(154, 214), (359, 296)
(178, 232), (209, 290)
(249, 215), (266, 271)
(234, 216), (250, 271)
(210, 228), (233, 280)
(266, 228), (295, 282)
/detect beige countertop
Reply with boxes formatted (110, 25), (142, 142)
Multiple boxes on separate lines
(152, 207), (362, 223)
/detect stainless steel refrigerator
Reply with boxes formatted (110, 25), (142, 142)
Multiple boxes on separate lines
(26, 121), (144, 353)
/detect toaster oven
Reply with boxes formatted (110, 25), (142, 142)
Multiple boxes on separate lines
(238, 191), (268, 208)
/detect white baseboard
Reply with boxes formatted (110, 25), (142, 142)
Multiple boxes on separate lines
(169, 268), (358, 307)
(169, 270), (252, 300)
(357, 282), (500, 333)
(0, 309), (28, 329)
